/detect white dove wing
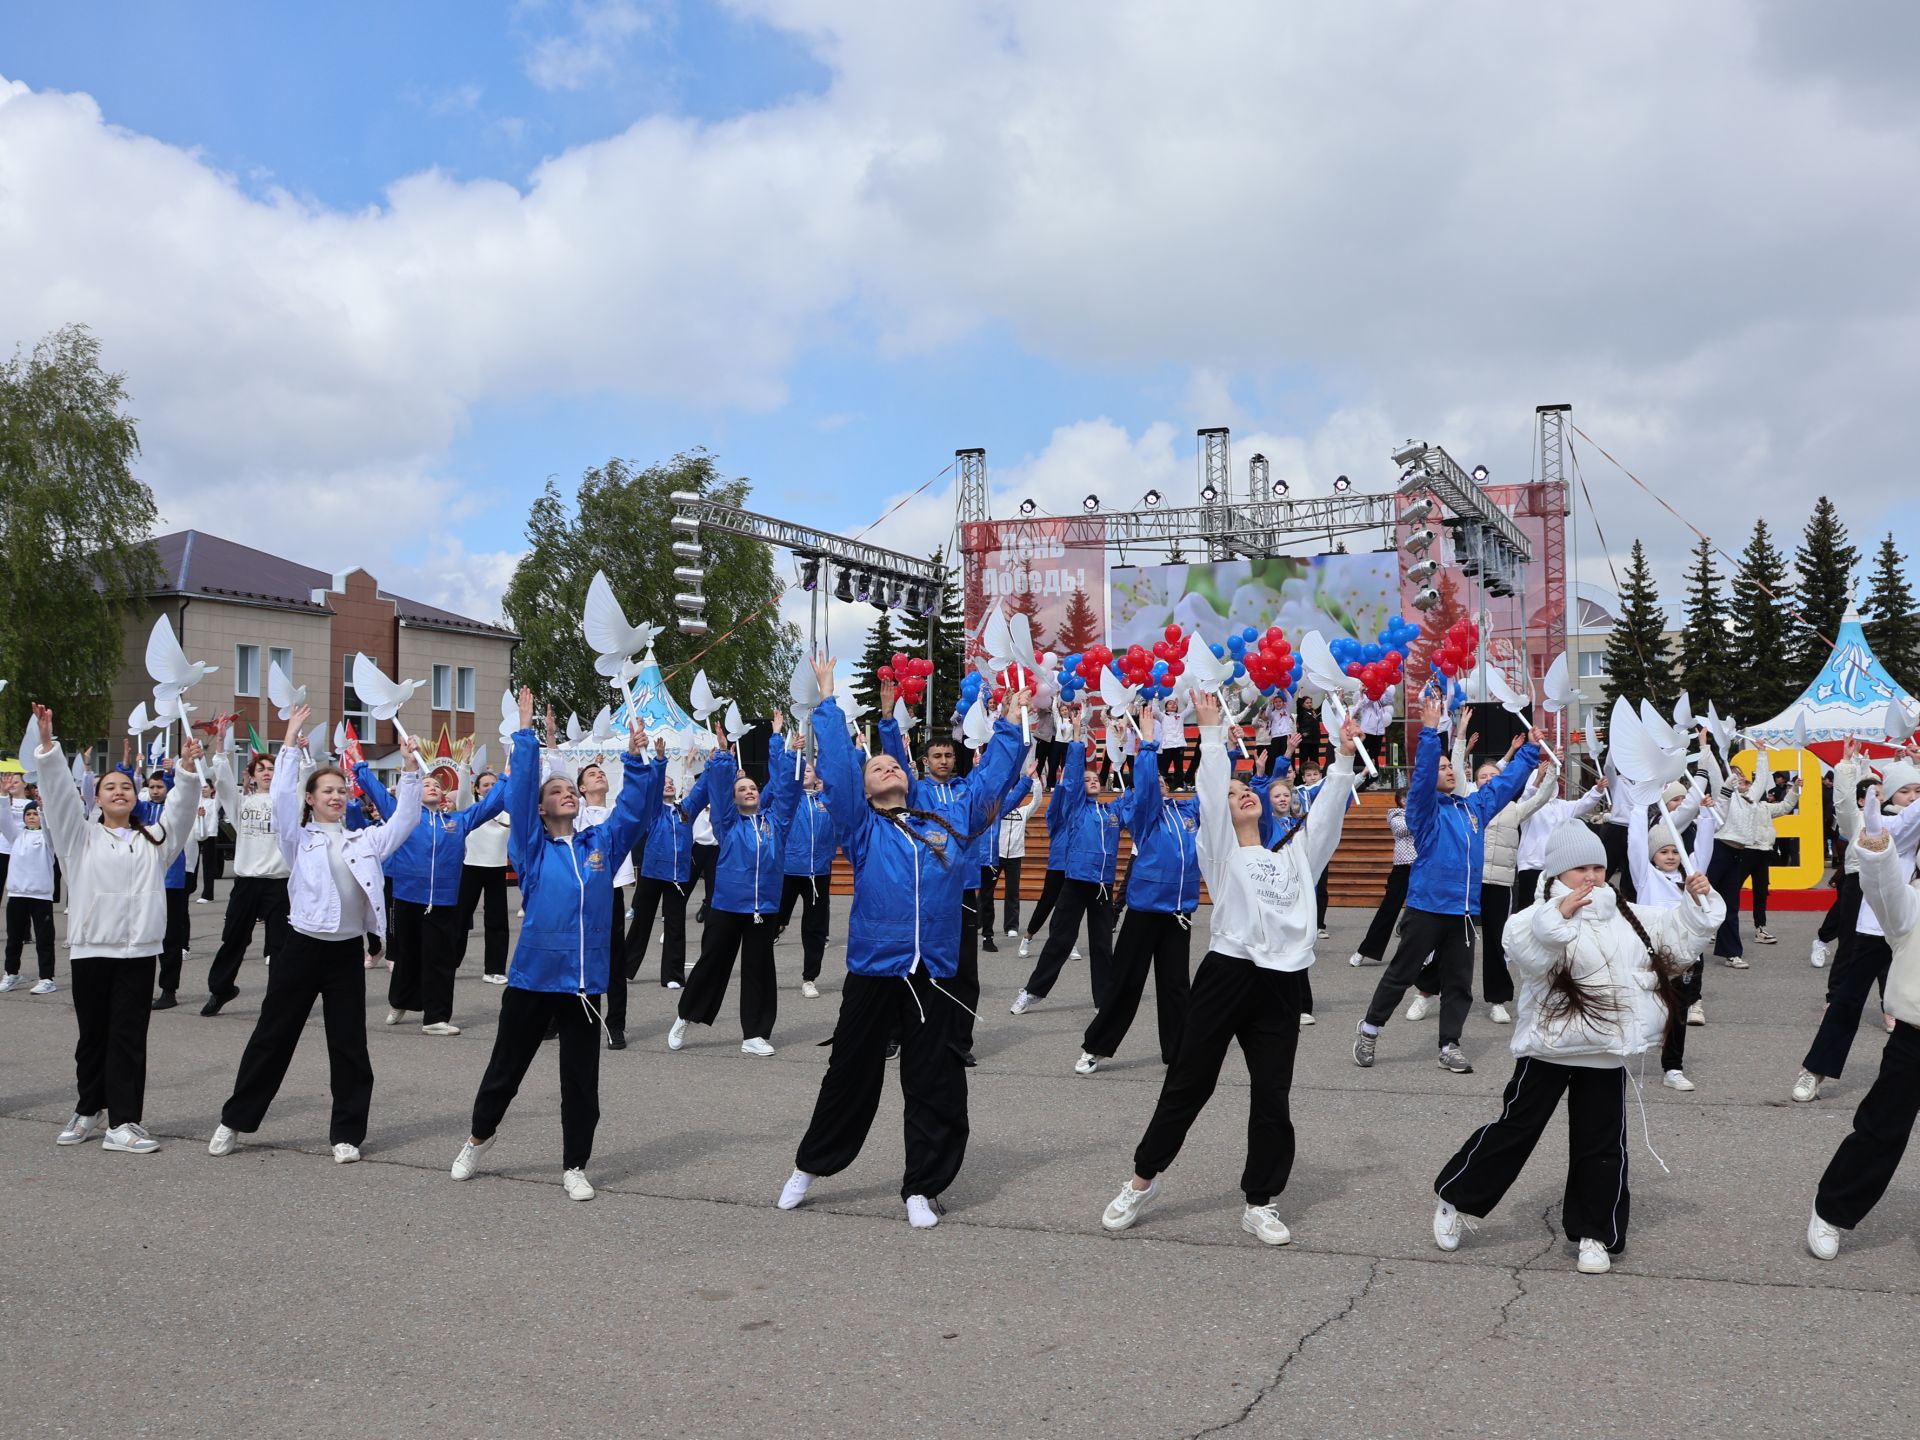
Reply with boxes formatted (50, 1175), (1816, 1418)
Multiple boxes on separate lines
(1299, 631), (1352, 697)
(841, 692), (870, 724)
(1885, 698), (1916, 743)
(582, 571), (638, 658)
(333, 721), (348, 753)
(1671, 690), (1694, 733)
(145, 615), (196, 692)
(980, 607), (1016, 671)
(724, 702), (755, 744)
(1486, 667), (1529, 716)
(1098, 664), (1138, 716)
(690, 671), (722, 722)
(790, 653), (822, 710)
(1542, 654), (1575, 713)
(963, 695), (993, 749)
(471, 743), (489, 775)
(892, 699), (918, 735)
(590, 706), (616, 743)
(1637, 699), (1682, 754)
(1006, 614), (1039, 671)
(499, 689), (519, 743)
(1611, 696), (1688, 786)
(1183, 638), (1232, 692)
(126, 702), (153, 736)
(1790, 711), (1810, 753)
(566, 712), (583, 744)
(306, 721), (327, 757)
(267, 660), (307, 719)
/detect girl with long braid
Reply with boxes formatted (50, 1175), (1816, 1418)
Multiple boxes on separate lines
(777, 659), (1029, 1229)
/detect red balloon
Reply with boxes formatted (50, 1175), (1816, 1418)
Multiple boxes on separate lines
(877, 665), (896, 682)
(1176, 637), (1191, 657)
(1164, 623), (1182, 644)
(1165, 658), (1184, 678)
(1152, 640), (1170, 660)
(1266, 627), (1285, 646)
(1345, 661), (1364, 678)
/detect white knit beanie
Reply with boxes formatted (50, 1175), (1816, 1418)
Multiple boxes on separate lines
(1876, 760), (1920, 797)
(1661, 780), (1689, 805)
(1542, 821), (1607, 880)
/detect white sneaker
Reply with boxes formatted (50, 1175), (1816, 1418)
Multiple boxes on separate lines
(1298, 1011), (1315, 1027)
(483, 972), (508, 985)
(666, 980), (681, 989)
(1010, 989), (1036, 1015)
(0, 973), (19, 991)
(421, 1021), (461, 1036)
(1754, 928), (1777, 945)
(1433, 1199), (1464, 1252)
(562, 1168), (595, 1201)
(29, 979), (56, 995)
(56, 1110), (106, 1146)
(1686, 1001), (1705, 1027)
(1663, 1069), (1695, 1092)
(1723, 954), (1750, 969)
(1791, 1070), (1822, 1103)
(384, 1008), (407, 1026)
(1405, 993), (1433, 1022)
(1810, 939), (1832, 968)
(1074, 1051), (1099, 1075)
(668, 1017), (689, 1050)
(800, 980), (819, 999)
(777, 1169), (816, 1210)
(1018, 937), (1030, 958)
(1317, 927), (1330, 939)
(208, 1124), (239, 1156)
(1576, 1238), (1611, 1274)
(1489, 1003), (1512, 1025)
(1101, 1176), (1160, 1231)
(1347, 952), (1368, 967)
(102, 1122), (160, 1154)
(1006, 929), (1018, 938)
(1242, 1204), (1292, 1246)
(1069, 947), (1082, 960)
(332, 1143), (362, 1164)
(195, 896), (209, 904)
(905, 1194), (943, 1228)
(1807, 1206), (1841, 1261)
(451, 1136), (493, 1180)
(741, 1037), (775, 1057)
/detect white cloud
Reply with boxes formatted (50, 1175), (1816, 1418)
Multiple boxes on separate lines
(521, 0), (658, 91)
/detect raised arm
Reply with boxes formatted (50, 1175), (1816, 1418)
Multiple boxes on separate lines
(598, 751), (661, 863)
(270, 741), (306, 870)
(1127, 740), (1167, 842)
(876, 715), (913, 776)
(453, 767), (510, 836)
(1626, 796), (1661, 902)
(211, 748), (242, 820)
(762, 732), (804, 831)
(813, 697), (871, 849)
(505, 726), (546, 872)
(356, 763), (396, 822)
(1451, 720), (1475, 798)
(1404, 725), (1443, 847)
(1512, 763), (1561, 824)
(1301, 717), (1362, 878)
(704, 751), (741, 845)
(1467, 742), (1542, 823)
(0, 800), (18, 843)
(1832, 755), (1861, 838)
(1192, 723), (1239, 881)
(1858, 829), (1920, 943)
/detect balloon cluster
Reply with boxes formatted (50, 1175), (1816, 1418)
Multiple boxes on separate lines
(877, 653), (934, 707)
(1431, 618), (1481, 679)
(1231, 626), (1303, 697)
(1330, 615), (1417, 702)
(1095, 624), (1187, 702)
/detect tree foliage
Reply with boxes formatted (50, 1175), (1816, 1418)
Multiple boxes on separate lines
(1674, 535), (1736, 707)
(1791, 496), (1860, 681)
(1600, 540), (1674, 712)
(0, 325), (159, 747)
(1863, 533), (1920, 687)
(1054, 583), (1103, 657)
(851, 611), (897, 720)
(501, 452), (799, 720)
(1729, 518), (1798, 722)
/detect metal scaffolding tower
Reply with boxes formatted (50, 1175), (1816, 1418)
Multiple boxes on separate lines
(1198, 427), (1232, 560)
(955, 447), (989, 527)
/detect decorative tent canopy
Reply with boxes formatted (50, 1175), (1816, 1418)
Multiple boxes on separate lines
(1747, 617), (1914, 763)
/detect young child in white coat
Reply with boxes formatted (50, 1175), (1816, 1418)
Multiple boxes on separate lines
(0, 799), (57, 992)
(1430, 821), (1721, 1274)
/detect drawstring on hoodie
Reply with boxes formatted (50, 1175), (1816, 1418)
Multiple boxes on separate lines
(1628, 1051), (1671, 1174)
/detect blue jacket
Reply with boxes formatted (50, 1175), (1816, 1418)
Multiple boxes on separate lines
(127, 768), (191, 890)
(705, 735), (803, 916)
(1124, 743), (1200, 914)
(783, 788), (838, 878)
(875, 722), (1020, 874)
(817, 698), (1024, 978)
(388, 777), (509, 907)
(1049, 741), (1123, 886)
(346, 763), (394, 832)
(505, 729), (660, 995)
(636, 793), (695, 884)
(1404, 727), (1542, 916)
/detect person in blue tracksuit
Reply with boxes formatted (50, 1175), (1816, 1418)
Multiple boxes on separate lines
(670, 714), (802, 1055)
(1020, 752), (1076, 957)
(1355, 688), (1543, 1074)
(977, 769), (1037, 954)
(626, 766), (697, 989)
(876, 706), (1025, 1065)
(450, 690), (657, 1200)
(775, 763), (837, 997)
(1013, 707), (1122, 1015)
(1077, 725), (1200, 1072)
(776, 660), (1029, 1227)
(384, 761), (508, 1035)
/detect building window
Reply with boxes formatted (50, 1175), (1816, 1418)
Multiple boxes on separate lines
(456, 666), (476, 712)
(268, 646), (292, 683)
(342, 655), (373, 740)
(234, 644), (260, 697)
(432, 664), (452, 710)
(1577, 649), (1610, 679)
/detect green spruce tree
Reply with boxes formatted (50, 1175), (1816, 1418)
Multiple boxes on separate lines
(1863, 533), (1920, 687)
(851, 612), (897, 719)
(1054, 581), (1104, 657)
(894, 547), (967, 723)
(1674, 535), (1736, 708)
(1729, 518), (1797, 722)
(1599, 540), (1674, 712)
(1791, 496), (1860, 682)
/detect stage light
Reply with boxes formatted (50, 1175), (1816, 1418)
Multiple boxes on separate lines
(1333, 475), (1352, 493)
(1411, 587), (1441, 612)
(1472, 465), (1490, 481)
(1407, 558), (1439, 585)
(1082, 494), (1100, 512)
(918, 586), (939, 617)
(1403, 528), (1436, 556)
(672, 566), (705, 586)
(1398, 499), (1433, 527)
(671, 541), (703, 562)
(1200, 483), (1218, 503)
(1019, 499), (1037, 516)
(798, 555), (821, 591)
(678, 617), (709, 636)
(834, 570), (855, 604)
(904, 583), (924, 615)
(673, 592), (705, 613)
(1144, 489), (1161, 507)
(1392, 441), (1427, 468)
(855, 571), (874, 602)
(887, 578), (906, 610)
(1272, 477), (1290, 497)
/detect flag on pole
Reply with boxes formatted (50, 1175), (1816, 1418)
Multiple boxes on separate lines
(245, 721), (265, 755)
(342, 722), (366, 798)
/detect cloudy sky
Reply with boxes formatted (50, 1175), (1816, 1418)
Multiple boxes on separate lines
(3, 0), (1915, 638)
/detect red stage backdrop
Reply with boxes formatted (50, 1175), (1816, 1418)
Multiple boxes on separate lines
(961, 517), (1108, 662)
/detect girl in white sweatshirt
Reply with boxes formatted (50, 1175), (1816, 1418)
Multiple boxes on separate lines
(0, 799), (57, 991)
(202, 730), (307, 1015)
(1101, 690), (1360, 1246)
(209, 704), (424, 1164)
(31, 703), (204, 1154)
(1430, 822), (1721, 1274)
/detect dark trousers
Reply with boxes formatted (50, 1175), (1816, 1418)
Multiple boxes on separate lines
(691, 843), (719, 916)
(1021, 878), (1115, 1006)
(4, 896), (55, 979)
(470, 986), (602, 1169)
(158, 886), (191, 993)
(604, 886), (632, 1037)
(795, 968), (969, 1200)
(220, 932), (373, 1146)
(1804, 934), (1894, 1081)
(679, 907), (778, 1040)
(1706, 842), (1763, 958)
(1314, 870), (1329, 930)
(1356, 863), (1410, 961)
(980, 859), (1021, 936)
(1512, 868), (1540, 914)
(1435, 1056), (1631, 1252)
(1159, 747), (1190, 788)
(1024, 868), (1066, 939)
(206, 876), (289, 998)
(1084, 908), (1193, 1062)
(1751, 860), (1771, 927)
(776, 874), (831, 981)
(1660, 960), (1705, 1072)
(628, 875), (689, 984)
(953, 889), (981, 1051)
(1366, 907), (1477, 1048)
(1815, 1020), (1920, 1230)
(456, 865), (510, 976)
(1818, 869), (1858, 945)
(1132, 953), (1304, 1206)
(1600, 823), (1635, 903)
(1479, 881), (1514, 1005)
(389, 898), (464, 1024)
(71, 955), (156, 1127)
(1041, 740), (1068, 789)
(199, 840), (225, 899)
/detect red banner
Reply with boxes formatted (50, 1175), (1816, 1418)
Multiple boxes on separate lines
(961, 517), (1108, 662)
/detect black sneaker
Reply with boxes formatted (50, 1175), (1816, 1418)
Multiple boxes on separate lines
(608, 1030), (627, 1051)
(151, 991), (177, 1011)
(200, 989), (237, 1017)
(981, 935), (998, 952)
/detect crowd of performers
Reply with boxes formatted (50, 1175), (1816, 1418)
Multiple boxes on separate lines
(4, 667), (1919, 1271)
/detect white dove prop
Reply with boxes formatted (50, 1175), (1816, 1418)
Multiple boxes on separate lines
(608, 655), (645, 693)
(498, 689), (519, 746)
(892, 698), (918, 736)
(722, 701), (755, 746)
(1671, 690), (1695, 734)
(266, 661), (307, 721)
(1703, 701), (1737, 758)
(789, 654), (823, 779)
(689, 670), (727, 724)
(306, 721), (328, 759)
(588, 707), (618, 745)
(351, 653), (424, 742)
(1608, 696), (1699, 881)
(17, 716), (39, 783)
(145, 615), (218, 698)
(1098, 662), (1141, 721)
(1486, 665), (1557, 767)
(126, 701), (156, 738)
(333, 721), (349, 754)
(980, 605), (1041, 741)
(1789, 711), (1810, 755)
(565, 712), (584, 745)
(1885, 697), (1917, 745)
(1542, 654), (1575, 714)
(1180, 636), (1234, 695)
(471, 743), (489, 776)
(1299, 631), (1373, 776)
(582, 571), (658, 679)
(962, 694), (994, 752)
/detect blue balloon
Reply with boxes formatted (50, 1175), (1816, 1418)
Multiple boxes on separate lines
(1227, 635), (1247, 656)
(1210, 642), (1226, 659)
(1231, 660), (1246, 679)
(1242, 626), (1259, 643)
(1152, 660), (1169, 678)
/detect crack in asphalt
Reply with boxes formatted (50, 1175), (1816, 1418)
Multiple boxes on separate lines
(1488, 1201), (1563, 1341)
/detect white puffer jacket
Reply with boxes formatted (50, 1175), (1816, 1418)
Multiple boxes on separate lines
(1502, 879), (1723, 1065)
(1857, 835), (1920, 1027)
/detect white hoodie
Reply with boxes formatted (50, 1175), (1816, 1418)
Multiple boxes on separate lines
(1194, 728), (1356, 973)
(0, 804), (54, 901)
(213, 751), (300, 879)
(36, 742), (202, 959)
